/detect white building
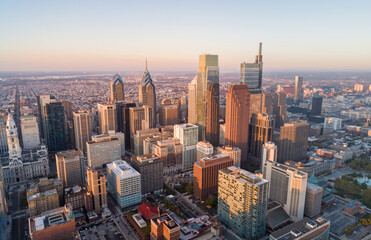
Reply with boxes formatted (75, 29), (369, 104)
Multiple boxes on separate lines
(21, 115), (41, 150)
(261, 142), (277, 169)
(174, 124), (198, 170)
(216, 146), (241, 167)
(324, 117), (342, 131)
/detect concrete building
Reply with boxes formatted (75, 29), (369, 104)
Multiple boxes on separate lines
(354, 83), (364, 92)
(262, 92), (273, 115)
(269, 217), (330, 240)
(98, 103), (116, 134)
(107, 160), (141, 208)
(278, 121), (309, 162)
(196, 141), (213, 161)
(304, 183), (323, 218)
(152, 138), (183, 173)
(174, 124), (198, 170)
(216, 146), (241, 168)
(143, 132), (172, 155)
(87, 167), (107, 213)
(217, 166), (268, 239)
(261, 141), (277, 169)
(206, 82), (220, 146)
(225, 84), (250, 168)
(193, 154), (233, 201)
(219, 123), (225, 146)
(73, 110), (91, 154)
(263, 160), (308, 222)
(37, 94), (57, 140)
(187, 77), (197, 124)
(116, 102), (136, 150)
(27, 188), (59, 217)
(0, 113), (8, 154)
(159, 103), (179, 126)
(310, 96), (322, 116)
(64, 185), (93, 211)
(110, 74), (125, 102)
(139, 61), (156, 127)
(86, 134), (122, 168)
(56, 150), (84, 188)
(134, 128), (160, 156)
(150, 213), (180, 240)
(294, 76), (304, 104)
(129, 106), (153, 150)
(273, 91), (288, 129)
(324, 117), (342, 131)
(32, 177), (63, 207)
(132, 154), (163, 195)
(20, 114), (40, 150)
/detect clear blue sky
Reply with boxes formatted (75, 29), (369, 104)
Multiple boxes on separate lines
(0, 0), (370, 72)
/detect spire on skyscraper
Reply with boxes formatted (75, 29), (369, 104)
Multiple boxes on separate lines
(141, 59), (154, 87)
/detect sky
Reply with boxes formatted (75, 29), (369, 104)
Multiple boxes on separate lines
(0, 0), (370, 72)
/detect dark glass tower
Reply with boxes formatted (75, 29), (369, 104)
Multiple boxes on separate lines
(44, 102), (68, 151)
(116, 102), (136, 150)
(206, 83), (220, 146)
(139, 60), (156, 127)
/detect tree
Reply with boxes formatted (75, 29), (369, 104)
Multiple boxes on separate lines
(186, 183), (193, 194)
(359, 218), (369, 226)
(206, 197), (216, 207)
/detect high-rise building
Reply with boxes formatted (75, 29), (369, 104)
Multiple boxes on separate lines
(44, 102), (68, 152)
(174, 124), (198, 170)
(263, 160), (308, 221)
(273, 91), (287, 129)
(219, 123), (225, 146)
(139, 60), (156, 127)
(324, 117), (342, 130)
(87, 167), (107, 213)
(37, 94), (57, 140)
(269, 217), (330, 240)
(98, 103), (117, 134)
(134, 128), (160, 156)
(196, 141), (213, 161)
(150, 213), (180, 240)
(218, 166), (268, 239)
(294, 76), (304, 104)
(262, 92), (273, 115)
(278, 121), (309, 162)
(310, 96), (323, 116)
(247, 113), (274, 169)
(0, 181), (7, 216)
(61, 101), (73, 121)
(0, 113), (8, 154)
(225, 84), (250, 168)
(143, 131), (172, 155)
(27, 189), (59, 217)
(111, 74), (125, 102)
(129, 106), (153, 150)
(193, 154), (233, 201)
(354, 83), (364, 92)
(107, 160), (141, 208)
(206, 83), (220, 146)
(305, 183), (323, 218)
(216, 146), (241, 168)
(152, 138), (183, 173)
(73, 110), (91, 154)
(187, 77), (197, 124)
(86, 134), (122, 168)
(116, 102), (136, 150)
(56, 150), (84, 188)
(20, 114), (40, 150)
(261, 141), (277, 168)
(159, 103), (179, 126)
(132, 154), (163, 195)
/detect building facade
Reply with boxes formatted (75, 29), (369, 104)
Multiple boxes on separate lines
(56, 150), (84, 188)
(294, 76), (304, 104)
(174, 124), (198, 170)
(87, 167), (107, 213)
(20, 114), (40, 150)
(305, 183), (323, 218)
(206, 82), (220, 146)
(98, 103), (117, 134)
(110, 74), (125, 102)
(216, 145), (241, 168)
(129, 106), (153, 150)
(139, 61), (156, 127)
(44, 102), (68, 151)
(73, 110), (91, 154)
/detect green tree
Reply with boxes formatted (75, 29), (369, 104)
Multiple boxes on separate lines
(206, 197), (216, 207)
(186, 183), (193, 194)
(359, 218), (369, 226)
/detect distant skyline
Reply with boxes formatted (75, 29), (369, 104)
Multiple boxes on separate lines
(1, 1), (371, 72)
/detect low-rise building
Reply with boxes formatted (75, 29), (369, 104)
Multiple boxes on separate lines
(150, 213), (180, 240)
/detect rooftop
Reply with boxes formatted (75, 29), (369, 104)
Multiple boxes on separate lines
(221, 166), (268, 186)
(107, 160), (140, 180)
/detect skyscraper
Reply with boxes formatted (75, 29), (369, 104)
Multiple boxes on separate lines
(37, 95), (57, 140)
(261, 141), (277, 168)
(206, 83), (220, 146)
(44, 102), (68, 152)
(278, 120), (309, 162)
(73, 110), (91, 154)
(86, 134), (122, 168)
(261, 92), (273, 115)
(56, 150), (84, 188)
(263, 160), (308, 221)
(0, 113), (8, 154)
(273, 91), (288, 129)
(187, 77), (197, 124)
(218, 166), (268, 239)
(173, 123), (198, 170)
(159, 103), (179, 126)
(294, 76), (304, 104)
(116, 102), (136, 150)
(247, 113), (274, 169)
(310, 96), (323, 116)
(129, 106), (153, 150)
(139, 60), (156, 127)
(305, 183), (323, 218)
(225, 84), (250, 168)
(98, 103), (116, 134)
(20, 114), (40, 150)
(216, 146), (241, 168)
(87, 167), (107, 213)
(110, 74), (124, 102)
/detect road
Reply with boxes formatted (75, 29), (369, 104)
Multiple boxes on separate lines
(10, 186), (27, 240)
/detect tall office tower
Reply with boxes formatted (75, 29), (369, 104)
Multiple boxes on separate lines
(269, 217), (331, 240)
(193, 154), (233, 201)
(216, 146), (241, 168)
(87, 134), (122, 168)
(261, 92), (273, 115)
(152, 138), (183, 172)
(73, 111), (91, 154)
(278, 121), (309, 162)
(132, 154), (164, 195)
(218, 166), (268, 239)
(247, 113), (274, 169)
(273, 91), (288, 129)
(219, 124), (225, 146)
(27, 188), (59, 217)
(240, 43), (263, 117)
(129, 106), (153, 150)
(294, 76), (304, 104)
(134, 128), (160, 156)
(187, 77), (197, 124)
(150, 213), (181, 240)
(139, 61), (156, 127)
(98, 103), (117, 134)
(206, 83), (220, 146)
(116, 102), (136, 150)
(87, 167), (107, 213)
(61, 101), (73, 121)
(225, 84), (250, 168)
(159, 103), (179, 126)
(263, 160), (308, 221)
(0, 113), (8, 154)
(310, 96), (323, 116)
(37, 95), (57, 139)
(111, 74), (125, 102)
(305, 183), (323, 218)
(107, 160), (141, 208)
(174, 124), (198, 170)
(56, 150), (84, 188)
(20, 114), (40, 150)
(261, 141), (277, 169)
(196, 141), (213, 161)
(44, 102), (68, 151)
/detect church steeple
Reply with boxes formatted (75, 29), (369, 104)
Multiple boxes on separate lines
(6, 112), (22, 159)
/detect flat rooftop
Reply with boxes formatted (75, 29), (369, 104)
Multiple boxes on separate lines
(107, 160), (140, 180)
(221, 166), (268, 186)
